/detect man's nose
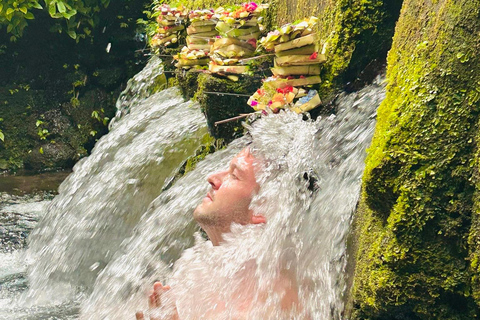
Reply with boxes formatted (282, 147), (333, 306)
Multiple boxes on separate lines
(207, 171), (227, 190)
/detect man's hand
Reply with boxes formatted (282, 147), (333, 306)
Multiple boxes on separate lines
(135, 282), (178, 320)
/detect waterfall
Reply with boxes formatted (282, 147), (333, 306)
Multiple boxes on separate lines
(7, 54), (208, 318)
(78, 76), (386, 319)
(0, 57), (385, 318)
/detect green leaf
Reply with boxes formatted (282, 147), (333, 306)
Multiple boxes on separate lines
(57, 2), (66, 13)
(36, 120), (43, 127)
(67, 29), (76, 39)
(62, 10), (76, 19)
(6, 8), (15, 15)
(0, 131), (4, 142)
(48, 2), (56, 16)
(7, 24), (13, 33)
(32, 2), (43, 9)
(0, 4), (3, 12)
(25, 12), (34, 19)
(39, 147), (43, 154)
(19, 6), (27, 14)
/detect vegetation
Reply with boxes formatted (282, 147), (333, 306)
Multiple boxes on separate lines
(0, 0), (113, 41)
(0, 0), (148, 171)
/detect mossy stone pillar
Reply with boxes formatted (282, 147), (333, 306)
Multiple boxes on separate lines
(195, 73), (262, 141)
(351, 0), (480, 319)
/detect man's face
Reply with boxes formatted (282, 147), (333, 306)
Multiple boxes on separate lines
(193, 148), (260, 232)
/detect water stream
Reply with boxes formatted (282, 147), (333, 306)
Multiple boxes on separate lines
(0, 56), (385, 319)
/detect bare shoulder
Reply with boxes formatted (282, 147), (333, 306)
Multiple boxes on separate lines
(274, 269), (300, 310)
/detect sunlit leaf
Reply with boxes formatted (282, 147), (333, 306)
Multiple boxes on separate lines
(48, 2), (56, 16)
(19, 7), (27, 14)
(25, 12), (34, 19)
(32, 2), (43, 9)
(57, 2), (66, 13)
(0, 131), (4, 142)
(6, 8), (15, 15)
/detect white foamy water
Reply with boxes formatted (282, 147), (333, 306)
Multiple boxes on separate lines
(0, 195), (52, 319)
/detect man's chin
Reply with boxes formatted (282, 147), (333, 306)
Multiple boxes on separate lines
(193, 203), (207, 221)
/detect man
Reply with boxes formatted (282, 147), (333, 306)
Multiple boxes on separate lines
(136, 148), (299, 320)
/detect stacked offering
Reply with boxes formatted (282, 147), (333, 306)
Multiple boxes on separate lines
(247, 76), (322, 113)
(174, 9), (218, 68)
(209, 2), (267, 75)
(248, 17), (325, 113)
(259, 16), (325, 76)
(150, 4), (188, 49)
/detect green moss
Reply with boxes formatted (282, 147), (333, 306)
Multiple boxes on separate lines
(351, 0), (480, 318)
(176, 69), (201, 100)
(195, 73), (262, 141)
(183, 134), (224, 174)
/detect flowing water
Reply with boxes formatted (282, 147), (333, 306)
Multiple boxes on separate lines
(0, 63), (385, 319)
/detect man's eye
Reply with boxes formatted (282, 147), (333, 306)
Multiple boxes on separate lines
(231, 173), (238, 180)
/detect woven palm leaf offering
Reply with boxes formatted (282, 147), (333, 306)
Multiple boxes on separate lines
(247, 76), (322, 113)
(174, 9), (218, 68)
(248, 17), (325, 113)
(149, 4), (188, 50)
(209, 2), (268, 76)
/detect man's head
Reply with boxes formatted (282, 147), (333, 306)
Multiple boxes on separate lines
(193, 148), (266, 242)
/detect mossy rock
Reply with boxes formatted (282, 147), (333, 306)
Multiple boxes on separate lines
(350, 0), (480, 318)
(0, 85), (115, 171)
(175, 69), (201, 100)
(24, 141), (77, 171)
(195, 73), (262, 141)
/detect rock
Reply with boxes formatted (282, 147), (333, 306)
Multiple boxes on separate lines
(194, 73), (263, 141)
(24, 142), (77, 171)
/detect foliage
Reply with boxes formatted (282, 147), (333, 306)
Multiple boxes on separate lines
(0, 118), (4, 142)
(0, 0), (111, 41)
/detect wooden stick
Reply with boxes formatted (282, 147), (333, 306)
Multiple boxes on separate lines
(214, 112), (261, 126)
(204, 91), (253, 97)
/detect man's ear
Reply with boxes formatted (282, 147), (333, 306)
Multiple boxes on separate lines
(251, 214), (266, 224)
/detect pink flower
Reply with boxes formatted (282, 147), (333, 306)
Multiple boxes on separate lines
(247, 38), (257, 48)
(250, 100), (258, 106)
(244, 2), (258, 12)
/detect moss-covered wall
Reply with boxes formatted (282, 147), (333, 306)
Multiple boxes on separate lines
(351, 0), (480, 318)
(194, 73), (263, 141)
